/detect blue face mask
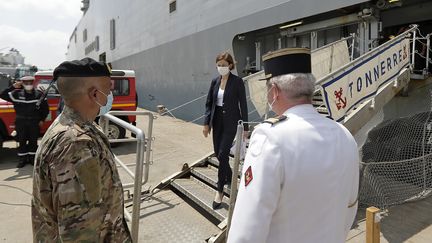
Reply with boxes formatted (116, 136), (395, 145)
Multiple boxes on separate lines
(96, 90), (113, 116)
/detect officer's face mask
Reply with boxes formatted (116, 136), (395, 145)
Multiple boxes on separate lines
(95, 90), (113, 116)
(267, 85), (278, 111)
(23, 84), (33, 91)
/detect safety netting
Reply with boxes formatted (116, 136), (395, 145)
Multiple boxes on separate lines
(359, 111), (432, 208)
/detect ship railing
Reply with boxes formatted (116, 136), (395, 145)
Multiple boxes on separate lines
(410, 29), (432, 79)
(242, 34), (358, 120)
(100, 111), (155, 243)
(314, 25), (418, 134)
(241, 34), (358, 84)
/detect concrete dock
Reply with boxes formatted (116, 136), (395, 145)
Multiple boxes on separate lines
(1, 108), (432, 242)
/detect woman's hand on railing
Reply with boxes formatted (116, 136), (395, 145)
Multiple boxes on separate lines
(243, 130), (249, 140)
(203, 125), (210, 138)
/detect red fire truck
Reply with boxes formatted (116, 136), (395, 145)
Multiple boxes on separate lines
(0, 70), (137, 149)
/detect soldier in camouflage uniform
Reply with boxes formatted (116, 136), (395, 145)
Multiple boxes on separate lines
(32, 58), (132, 242)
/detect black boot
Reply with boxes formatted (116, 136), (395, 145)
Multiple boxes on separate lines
(28, 156), (35, 166)
(16, 159), (27, 168)
(212, 201), (222, 210)
(212, 191), (223, 210)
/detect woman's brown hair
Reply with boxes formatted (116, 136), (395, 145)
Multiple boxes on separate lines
(216, 52), (235, 70)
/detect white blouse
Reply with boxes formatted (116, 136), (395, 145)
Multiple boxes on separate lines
(216, 88), (224, 106)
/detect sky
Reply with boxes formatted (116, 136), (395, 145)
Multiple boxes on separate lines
(0, 0), (82, 69)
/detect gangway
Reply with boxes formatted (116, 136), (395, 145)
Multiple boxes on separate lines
(105, 25), (428, 242)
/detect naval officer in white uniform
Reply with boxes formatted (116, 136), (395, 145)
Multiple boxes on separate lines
(227, 48), (359, 243)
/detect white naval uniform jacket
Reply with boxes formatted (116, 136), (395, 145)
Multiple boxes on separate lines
(228, 104), (359, 243)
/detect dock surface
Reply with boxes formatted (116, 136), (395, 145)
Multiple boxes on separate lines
(1, 108), (431, 242)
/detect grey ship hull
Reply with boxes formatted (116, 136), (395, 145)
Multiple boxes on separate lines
(67, 0), (368, 122)
(67, 0), (432, 122)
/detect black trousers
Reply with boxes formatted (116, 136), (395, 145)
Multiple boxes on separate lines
(15, 119), (40, 162)
(212, 106), (236, 192)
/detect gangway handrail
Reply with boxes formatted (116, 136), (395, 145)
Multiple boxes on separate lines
(315, 25), (418, 86)
(411, 32), (432, 74)
(242, 34), (357, 83)
(312, 34), (354, 53)
(427, 33), (431, 72)
(225, 120), (261, 238)
(101, 111), (155, 243)
(243, 69), (265, 81)
(226, 121), (243, 238)
(104, 110), (155, 187)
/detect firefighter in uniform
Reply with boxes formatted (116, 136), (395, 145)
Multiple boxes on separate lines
(227, 48), (359, 243)
(0, 76), (49, 168)
(32, 58), (131, 242)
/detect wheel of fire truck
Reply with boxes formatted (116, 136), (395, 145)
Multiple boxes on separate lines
(107, 122), (126, 140)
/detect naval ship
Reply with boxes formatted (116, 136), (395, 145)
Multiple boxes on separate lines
(66, 0), (432, 122)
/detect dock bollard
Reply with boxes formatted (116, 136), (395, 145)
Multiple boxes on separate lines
(366, 207), (381, 243)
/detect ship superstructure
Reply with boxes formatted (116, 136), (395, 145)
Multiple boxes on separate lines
(65, 0), (432, 121)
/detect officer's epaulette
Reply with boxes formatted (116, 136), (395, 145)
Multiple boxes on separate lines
(262, 115), (287, 126)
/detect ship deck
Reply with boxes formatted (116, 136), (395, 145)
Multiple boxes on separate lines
(1, 108), (431, 242)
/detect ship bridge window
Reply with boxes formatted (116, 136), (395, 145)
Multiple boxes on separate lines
(83, 29), (87, 42)
(111, 79), (129, 96)
(95, 36), (100, 51)
(110, 19), (116, 50)
(169, 1), (176, 13)
(99, 52), (106, 62)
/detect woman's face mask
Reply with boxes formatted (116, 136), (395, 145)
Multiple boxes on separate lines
(217, 66), (230, 76)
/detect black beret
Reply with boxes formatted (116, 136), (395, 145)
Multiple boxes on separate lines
(261, 48), (311, 80)
(53, 57), (112, 80)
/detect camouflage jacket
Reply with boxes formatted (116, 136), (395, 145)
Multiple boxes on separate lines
(32, 106), (132, 243)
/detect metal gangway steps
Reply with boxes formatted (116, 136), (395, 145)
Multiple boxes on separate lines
(130, 152), (242, 242)
(169, 156), (241, 223)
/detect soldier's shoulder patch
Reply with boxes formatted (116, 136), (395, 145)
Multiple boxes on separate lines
(262, 115), (287, 126)
(76, 157), (102, 204)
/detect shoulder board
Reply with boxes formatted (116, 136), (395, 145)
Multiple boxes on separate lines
(262, 115), (287, 126)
